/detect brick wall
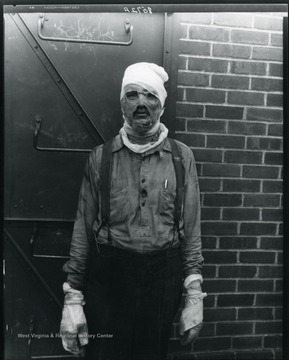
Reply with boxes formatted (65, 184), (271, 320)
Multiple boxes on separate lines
(169, 12), (284, 360)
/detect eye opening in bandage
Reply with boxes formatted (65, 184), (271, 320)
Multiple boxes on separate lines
(125, 90), (159, 104)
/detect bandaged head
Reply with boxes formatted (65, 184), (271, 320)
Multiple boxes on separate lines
(120, 63), (169, 133)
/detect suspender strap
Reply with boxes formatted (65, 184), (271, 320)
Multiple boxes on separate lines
(168, 138), (185, 225)
(100, 138), (114, 225)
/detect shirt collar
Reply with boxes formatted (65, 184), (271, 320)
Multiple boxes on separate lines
(111, 134), (172, 155)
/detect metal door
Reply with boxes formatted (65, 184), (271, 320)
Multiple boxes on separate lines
(4, 7), (173, 359)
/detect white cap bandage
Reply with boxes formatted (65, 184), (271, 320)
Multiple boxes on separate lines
(120, 62), (169, 107)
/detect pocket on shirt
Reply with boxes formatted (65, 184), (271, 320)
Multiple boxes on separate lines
(158, 189), (175, 225)
(109, 187), (129, 223)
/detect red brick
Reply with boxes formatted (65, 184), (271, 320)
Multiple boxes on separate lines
(193, 149), (222, 163)
(177, 87), (184, 101)
(271, 34), (283, 47)
(243, 165), (279, 179)
(188, 58), (228, 73)
(180, 12), (212, 24)
(219, 265), (257, 278)
(264, 152), (283, 165)
(278, 223), (283, 236)
(238, 280), (274, 292)
(244, 194), (280, 207)
(199, 178), (221, 192)
(202, 236), (217, 249)
(251, 78), (283, 92)
(239, 251), (276, 264)
(231, 30), (269, 45)
(175, 118), (186, 131)
(223, 179), (260, 192)
(202, 222), (238, 235)
(207, 135), (245, 149)
(227, 91), (264, 106)
(262, 209), (283, 221)
(255, 321), (282, 334)
(219, 237), (258, 249)
(176, 103), (203, 118)
(217, 322), (253, 336)
(201, 207), (221, 220)
(236, 350), (274, 359)
(238, 308), (273, 321)
(259, 266), (283, 278)
(203, 193), (242, 206)
(187, 89), (226, 103)
(269, 63), (283, 77)
(247, 137), (282, 150)
(240, 223), (277, 236)
(260, 237), (283, 250)
(252, 47), (283, 61)
(179, 40), (210, 56)
(206, 105), (244, 120)
(228, 122), (266, 136)
(267, 94), (283, 107)
(178, 56), (187, 70)
(214, 13), (253, 28)
(274, 308), (283, 320)
(223, 208), (259, 221)
(178, 71), (209, 86)
(203, 163), (241, 177)
(264, 335), (283, 348)
(179, 24), (188, 39)
(230, 61), (266, 75)
(203, 279), (236, 293)
(174, 133), (205, 147)
(203, 296), (215, 308)
(263, 180), (283, 193)
(224, 150), (262, 164)
(194, 337), (232, 352)
(217, 294), (254, 307)
(254, 16), (283, 31)
(268, 124), (283, 137)
(188, 119), (226, 133)
(202, 265), (217, 278)
(205, 308), (236, 322)
(277, 252), (283, 263)
(189, 26), (229, 42)
(212, 75), (249, 90)
(246, 108), (283, 122)
(233, 336), (263, 349)
(212, 44), (251, 59)
(203, 250), (237, 264)
(275, 279), (282, 292)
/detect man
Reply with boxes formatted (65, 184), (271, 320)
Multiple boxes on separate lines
(60, 62), (206, 360)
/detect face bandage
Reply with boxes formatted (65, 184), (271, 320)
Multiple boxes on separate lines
(120, 62), (169, 107)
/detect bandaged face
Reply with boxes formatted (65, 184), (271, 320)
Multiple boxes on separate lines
(121, 84), (164, 134)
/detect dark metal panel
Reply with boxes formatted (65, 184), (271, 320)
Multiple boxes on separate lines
(4, 12), (166, 221)
(21, 12), (166, 142)
(4, 224), (69, 360)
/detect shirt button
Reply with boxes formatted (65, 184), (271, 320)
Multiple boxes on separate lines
(141, 202), (145, 207)
(141, 179), (145, 183)
(141, 189), (147, 198)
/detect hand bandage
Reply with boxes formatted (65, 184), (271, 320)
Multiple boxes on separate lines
(179, 276), (207, 336)
(60, 282), (88, 356)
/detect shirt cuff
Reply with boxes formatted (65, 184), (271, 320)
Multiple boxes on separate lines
(184, 274), (203, 289)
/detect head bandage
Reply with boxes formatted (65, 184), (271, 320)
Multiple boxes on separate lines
(120, 62), (169, 107)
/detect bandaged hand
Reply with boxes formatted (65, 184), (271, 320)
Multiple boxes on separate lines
(60, 282), (88, 356)
(179, 275), (207, 345)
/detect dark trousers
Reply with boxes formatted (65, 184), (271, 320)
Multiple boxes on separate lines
(84, 244), (183, 360)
